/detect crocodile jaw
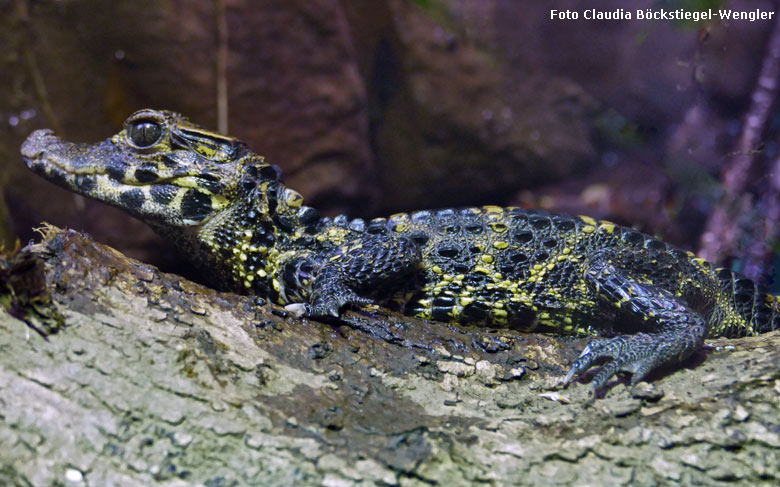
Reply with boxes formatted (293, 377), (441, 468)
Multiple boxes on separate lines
(23, 128), (115, 188)
(22, 128), (220, 227)
(23, 129), (141, 213)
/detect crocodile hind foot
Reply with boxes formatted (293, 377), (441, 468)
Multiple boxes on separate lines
(564, 249), (710, 391)
(562, 322), (706, 390)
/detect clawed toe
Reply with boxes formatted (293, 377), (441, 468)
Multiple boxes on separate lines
(563, 334), (660, 391)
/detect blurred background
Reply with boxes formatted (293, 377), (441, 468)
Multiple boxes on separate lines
(1, 0), (778, 287)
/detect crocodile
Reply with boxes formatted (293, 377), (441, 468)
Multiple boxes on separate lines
(21, 109), (780, 391)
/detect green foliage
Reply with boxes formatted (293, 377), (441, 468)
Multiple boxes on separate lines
(408, 0), (458, 32)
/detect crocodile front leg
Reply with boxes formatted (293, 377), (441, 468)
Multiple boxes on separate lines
(563, 250), (709, 391)
(286, 234), (421, 319)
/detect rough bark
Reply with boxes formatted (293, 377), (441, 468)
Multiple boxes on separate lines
(0, 227), (778, 486)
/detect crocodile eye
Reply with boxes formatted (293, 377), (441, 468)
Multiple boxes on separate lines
(128, 120), (163, 148)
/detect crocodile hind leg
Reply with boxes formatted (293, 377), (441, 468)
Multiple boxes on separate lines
(563, 251), (709, 391)
(287, 233), (421, 319)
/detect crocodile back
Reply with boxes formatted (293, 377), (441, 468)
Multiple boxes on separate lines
(352, 206), (657, 334)
(349, 206), (778, 338)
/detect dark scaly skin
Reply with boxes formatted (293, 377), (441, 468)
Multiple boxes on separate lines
(21, 109), (780, 393)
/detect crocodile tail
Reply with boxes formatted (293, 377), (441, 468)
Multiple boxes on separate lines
(711, 267), (780, 337)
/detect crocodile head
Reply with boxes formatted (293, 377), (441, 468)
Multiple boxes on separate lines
(22, 109), (282, 228)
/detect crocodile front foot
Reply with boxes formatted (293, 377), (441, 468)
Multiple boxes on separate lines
(285, 233), (421, 320)
(289, 277), (376, 319)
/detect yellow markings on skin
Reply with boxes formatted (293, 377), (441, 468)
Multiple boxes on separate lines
(171, 177), (206, 190)
(212, 195), (230, 210)
(598, 222), (615, 234)
(493, 241), (509, 250)
(416, 310), (432, 319)
(195, 144), (218, 158)
(692, 257), (710, 271)
(167, 187), (189, 215)
(282, 189), (303, 208)
(432, 265), (443, 274)
(490, 222), (508, 233)
(581, 225), (596, 234)
(390, 215), (411, 232)
(492, 309), (508, 319)
(579, 215), (597, 226)
(483, 205), (503, 214)
(481, 254), (494, 264)
(562, 247), (571, 255)
(325, 226), (350, 242)
(474, 266), (491, 274)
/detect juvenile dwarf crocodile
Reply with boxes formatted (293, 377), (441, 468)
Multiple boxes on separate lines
(22, 109), (779, 391)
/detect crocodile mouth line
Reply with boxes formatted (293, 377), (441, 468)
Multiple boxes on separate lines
(25, 150), (218, 193)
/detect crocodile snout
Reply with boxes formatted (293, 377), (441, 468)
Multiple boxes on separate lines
(21, 129), (57, 162)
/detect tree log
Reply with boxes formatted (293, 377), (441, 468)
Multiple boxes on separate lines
(0, 227), (778, 486)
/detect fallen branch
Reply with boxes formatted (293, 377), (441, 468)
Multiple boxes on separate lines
(0, 227), (778, 485)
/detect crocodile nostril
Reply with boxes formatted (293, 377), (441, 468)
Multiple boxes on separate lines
(21, 129), (57, 160)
